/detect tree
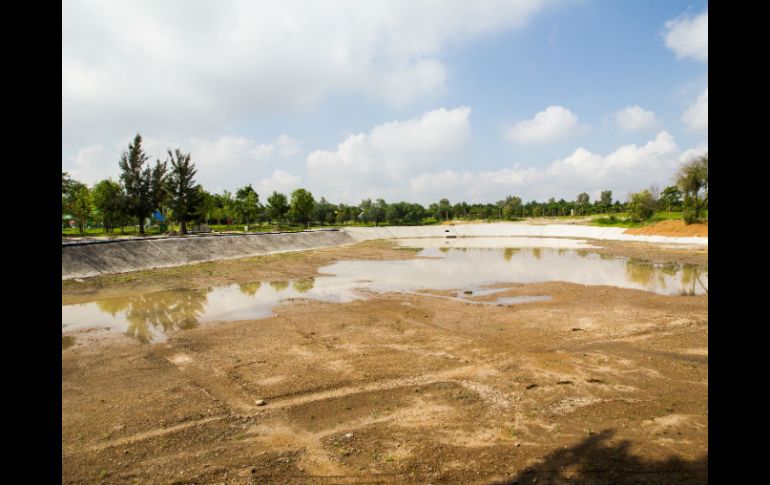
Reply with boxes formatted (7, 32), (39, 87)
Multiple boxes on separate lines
(235, 184), (260, 225)
(166, 149), (203, 235)
(660, 186), (682, 212)
(437, 198), (452, 221)
(576, 193), (590, 215)
(199, 188), (216, 225)
(627, 190), (656, 222)
(92, 179), (126, 233)
(290, 189), (316, 227)
(62, 172), (86, 226)
(501, 196), (522, 219)
(266, 191), (289, 225)
(676, 154), (708, 224)
(71, 186), (93, 234)
(118, 134), (166, 235)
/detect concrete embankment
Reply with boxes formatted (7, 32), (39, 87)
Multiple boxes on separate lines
(62, 229), (356, 280)
(343, 223), (709, 245)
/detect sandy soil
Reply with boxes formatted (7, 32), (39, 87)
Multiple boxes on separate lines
(62, 239), (707, 484)
(624, 220), (708, 238)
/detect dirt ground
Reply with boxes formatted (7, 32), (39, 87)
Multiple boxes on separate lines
(624, 220), (708, 238)
(62, 239), (708, 484)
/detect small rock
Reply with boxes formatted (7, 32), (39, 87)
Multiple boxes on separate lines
(250, 468), (256, 474)
(556, 380), (573, 385)
(463, 290), (473, 295)
(571, 327), (583, 331)
(74, 278), (85, 283)
(344, 433), (353, 439)
(525, 383), (538, 390)
(255, 399), (267, 406)
(515, 442), (521, 447)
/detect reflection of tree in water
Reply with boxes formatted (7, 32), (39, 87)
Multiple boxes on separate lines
(681, 264), (708, 295)
(531, 248), (542, 259)
(96, 289), (210, 343)
(576, 249), (589, 258)
(503, 248), (521, 261)
(625, 259), (656, 288)
(438, 247), (450, 253)
(238, 281), (262, 297)
(270, 281), (290, 292)
(292, 278), (315, 293)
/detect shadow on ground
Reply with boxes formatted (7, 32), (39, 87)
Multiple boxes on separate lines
(492, 429), (707, 485)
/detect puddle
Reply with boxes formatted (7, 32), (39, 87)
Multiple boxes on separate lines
(62, 244), (707, 343)
(62, 335), (76, 350)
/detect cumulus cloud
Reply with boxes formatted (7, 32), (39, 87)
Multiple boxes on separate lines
(664, 10), (708, 62)
(405, 132), (692, 203)
(62, 0), (552, 148)
(681, 88), (708, 132)
(67, 134), (302, 192)
(255, 170), (303, 197)
(306, 107), (471, 201)
(505, 106), (583, 144)
(614, 106), (657, 131)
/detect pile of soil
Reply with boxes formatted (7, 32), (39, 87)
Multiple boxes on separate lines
(625, 219), (708, 237)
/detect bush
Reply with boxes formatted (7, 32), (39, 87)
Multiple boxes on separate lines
(683, 209), (698, 225)
(627, 190), (655, 222)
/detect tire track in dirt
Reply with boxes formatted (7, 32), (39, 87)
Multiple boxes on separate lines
(67, 364), (510, 456)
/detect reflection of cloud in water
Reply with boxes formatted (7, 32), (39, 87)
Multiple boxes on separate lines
(63, 246), (708, 343)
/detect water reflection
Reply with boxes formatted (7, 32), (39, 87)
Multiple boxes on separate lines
(63, 245), (708, 344)
(95, 289), (209, 343)
(270, 281), (290, 292)
(292, 278), (315, 293)
(239, 282), (261, 296)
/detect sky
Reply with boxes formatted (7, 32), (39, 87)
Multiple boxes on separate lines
(62, 0), (708, 205)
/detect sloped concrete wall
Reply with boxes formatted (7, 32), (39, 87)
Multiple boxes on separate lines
(62, 230), (356, 280)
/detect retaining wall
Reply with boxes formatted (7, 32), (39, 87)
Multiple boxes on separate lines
(62, 230), (355, 280)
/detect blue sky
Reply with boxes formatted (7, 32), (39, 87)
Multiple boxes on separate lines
(62, 0), (708, 204)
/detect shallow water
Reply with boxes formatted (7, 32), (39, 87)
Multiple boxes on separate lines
(62, 245), (707, 344)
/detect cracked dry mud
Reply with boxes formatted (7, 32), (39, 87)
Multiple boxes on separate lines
(62, 240), (707, 484)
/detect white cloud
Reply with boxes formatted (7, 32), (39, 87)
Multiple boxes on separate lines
(65, 134), (303, 193)
(664, 10), (708, 62)
(66, 145), (121, 185)
(614, 106), (657, 131)
(678, 143), (708, 164)
(681, 88), (708, 132)
(405, 132), (690, 203)
(255, 170), (303, 197)
(505, 106), (583, 144)
(307, 107), (471, 202)
(62, 0), (553, 147)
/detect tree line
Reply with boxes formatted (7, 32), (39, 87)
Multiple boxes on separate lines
(62, 134), (708, 235)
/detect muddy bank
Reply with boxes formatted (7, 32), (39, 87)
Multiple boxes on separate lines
(61, 229), (355, 280)
(62, 240), (707, 484)
(625, 220), (708, 238)
(344, 223), (708, 245)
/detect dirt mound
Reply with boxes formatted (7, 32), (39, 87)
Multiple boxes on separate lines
(625, 219), (708, 237)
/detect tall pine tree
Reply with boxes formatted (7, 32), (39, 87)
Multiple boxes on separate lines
(167, 148), (202, 235)
(118, 134), (166, 235)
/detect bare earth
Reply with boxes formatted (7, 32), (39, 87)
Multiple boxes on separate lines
(62, 240), (708, 484)
(624, 220), (708, 238)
